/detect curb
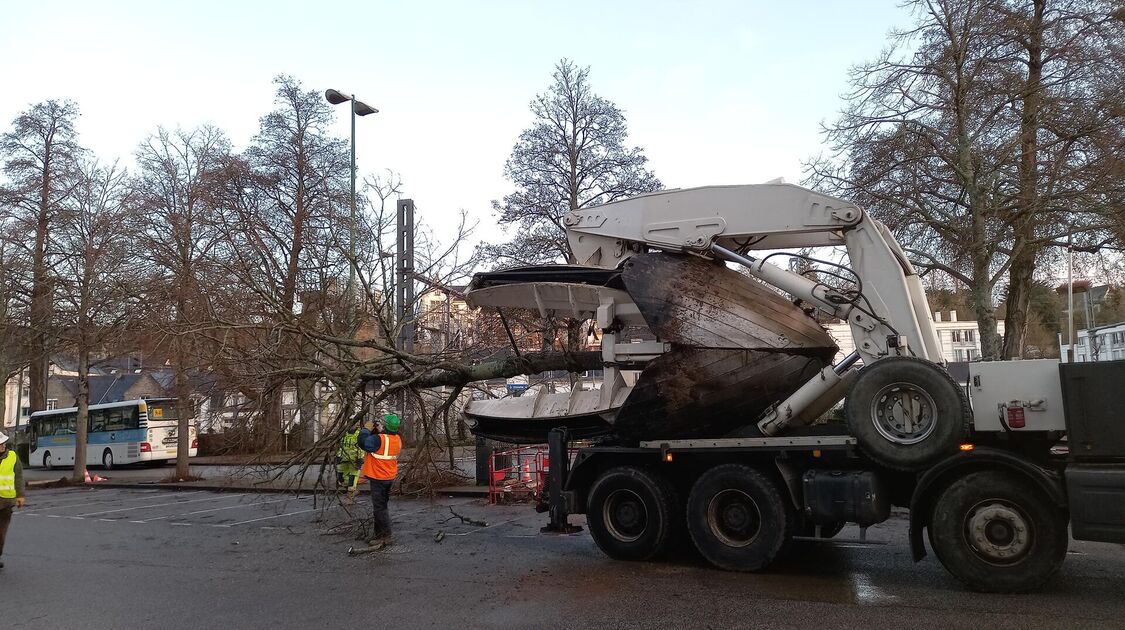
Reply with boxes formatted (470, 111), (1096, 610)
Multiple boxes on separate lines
(32, 480), (492, 498)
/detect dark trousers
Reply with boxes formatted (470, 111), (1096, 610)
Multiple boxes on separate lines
(0, 506), (11, 557)
(368, 479), (393, 538)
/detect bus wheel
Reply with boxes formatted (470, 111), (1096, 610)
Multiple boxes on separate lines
(102, 449), (115, 470)
(687, 464), (793, 572)
(43, 451), (53, 471)
(929, 470), (1067, 593)
(586, 466), (680, 561)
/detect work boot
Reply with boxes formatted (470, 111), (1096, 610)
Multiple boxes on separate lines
(367, 534), (393, 547)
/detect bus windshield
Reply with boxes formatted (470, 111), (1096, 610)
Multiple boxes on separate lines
(144, 401), (178, 424)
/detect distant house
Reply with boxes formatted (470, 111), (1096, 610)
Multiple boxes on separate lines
(825, 310), (1006, 364)
(1060, 321), (1125, 363)
(45, 372), (169, 409)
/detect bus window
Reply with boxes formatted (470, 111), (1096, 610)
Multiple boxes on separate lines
(105, 409), (125, 431)
(90, 409), (107, 433)
(147, 402), (176, 422)
(123, 407), (139, 429)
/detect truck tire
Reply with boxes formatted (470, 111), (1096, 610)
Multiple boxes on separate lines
(929, 470), (1068, 592)
(846, 357), (967, 470)
(586, 466), (680, 561)
(686, 464), (792, 572)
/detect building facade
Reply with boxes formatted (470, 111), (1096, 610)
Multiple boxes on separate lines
(1059, 321), (1125, 363)
(825, 311), (1005, 364)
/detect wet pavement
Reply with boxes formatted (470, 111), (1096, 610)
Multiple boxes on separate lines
(3, 487), (1125, 629)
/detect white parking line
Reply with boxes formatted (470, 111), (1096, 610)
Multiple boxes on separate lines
(215, 507), (318, 527)
(137, 496), (307, 523)
(76, 493), (246, 517)
(21, 491), (206, 514)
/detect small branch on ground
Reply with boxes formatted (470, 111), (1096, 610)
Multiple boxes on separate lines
(442, 506), (487, 527)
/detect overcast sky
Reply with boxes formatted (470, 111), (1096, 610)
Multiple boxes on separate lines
(1, 0), (912, 247)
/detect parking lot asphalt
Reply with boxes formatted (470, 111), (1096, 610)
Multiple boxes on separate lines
(3, 487), (1125, 629)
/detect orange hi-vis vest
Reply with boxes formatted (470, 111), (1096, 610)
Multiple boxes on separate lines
(361, 433), (402, 481)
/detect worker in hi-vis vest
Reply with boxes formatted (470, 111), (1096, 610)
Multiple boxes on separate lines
(358, 413), (402, 545)
(336, 423), (363, 502)
(0, 430), (28, 570)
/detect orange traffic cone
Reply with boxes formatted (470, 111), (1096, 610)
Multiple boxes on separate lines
(521, 461), (532, 483)
(83, 468), (92, 483)
(92, 473), (107, 482)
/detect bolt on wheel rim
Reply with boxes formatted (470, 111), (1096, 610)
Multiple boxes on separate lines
(603, 489), (648, 543)
(870, 382), (938, 445)
(963, 500), (1033, 565)
(706, 489), (762, 548)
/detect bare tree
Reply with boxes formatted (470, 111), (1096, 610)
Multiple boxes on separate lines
(54, 160), (136, 481)
(807, 0), (1124, 358)
(134, 125), (232, 478)
(211, 75), (351, 452)
(0, 230), (30, 426)
(0, 100), (84, 411)
(993, 0), (1125, 356)
(485, 59), (662, 267)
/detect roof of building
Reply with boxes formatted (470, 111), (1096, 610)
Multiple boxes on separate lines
(53, 373), (165, 405)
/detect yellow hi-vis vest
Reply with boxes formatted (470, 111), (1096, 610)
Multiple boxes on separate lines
(0, 449), (16, 499)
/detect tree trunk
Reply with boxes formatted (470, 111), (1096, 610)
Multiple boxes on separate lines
(297, 378), (317, 447)
(174, 362), (191, 479)
(72, 345), (90, 483)
(29, 152), (52, 414)
(1002, 0), (1045, 359)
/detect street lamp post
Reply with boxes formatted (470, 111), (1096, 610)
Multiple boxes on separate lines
(325, 88), (378, 304)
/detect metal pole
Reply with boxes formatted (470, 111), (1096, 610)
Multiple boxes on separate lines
(348, 99), (357, 306)
(1067, 234), (1075, 363)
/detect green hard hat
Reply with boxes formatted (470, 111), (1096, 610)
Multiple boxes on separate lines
(382, 413), (402, 433)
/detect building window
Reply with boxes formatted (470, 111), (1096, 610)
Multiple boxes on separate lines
(21, 385), (30, 397)
(965, 330), (975, 343)
(20, 406), (30, 418)
(954, 349), (965, 361)
(46, 399), (58, 410)
(952, 330), (963, 343)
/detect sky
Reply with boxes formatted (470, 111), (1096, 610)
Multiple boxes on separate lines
(0, 0), (914, 248)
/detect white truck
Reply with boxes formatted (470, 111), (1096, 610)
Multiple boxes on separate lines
(463, 183), (1125, 592)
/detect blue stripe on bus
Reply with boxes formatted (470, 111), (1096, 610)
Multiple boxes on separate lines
(36, 429), (147, 447)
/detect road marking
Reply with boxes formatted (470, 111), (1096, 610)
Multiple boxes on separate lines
(217, 507), (318, 527)
(75, 494), (246, 517)
(850, 572), (898, 606)
(138, 496), (307, 522)
(21, 490), (206, 514)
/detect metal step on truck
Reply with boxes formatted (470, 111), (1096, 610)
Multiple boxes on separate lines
(462, 183), (1125, 592)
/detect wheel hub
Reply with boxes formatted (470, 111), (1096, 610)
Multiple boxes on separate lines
(707, 489), (761, 548)
(965, 502), (1031, 565)
(870, 382), (937, 445)
(603, 489), (648, 543)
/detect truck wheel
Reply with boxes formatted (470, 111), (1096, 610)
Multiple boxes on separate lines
(586, 466), (680, 561)
(929, 471), (1068, 592)
(846, 357), (967, 470)
(687, 464), (792, 571)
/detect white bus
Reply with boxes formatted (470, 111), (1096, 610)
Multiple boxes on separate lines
(30, 398), (198, 469)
